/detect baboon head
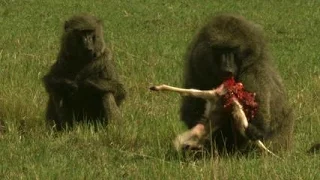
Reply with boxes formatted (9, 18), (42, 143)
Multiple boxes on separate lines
(61, 13), (106, 61)
(196, 14), (267, 81)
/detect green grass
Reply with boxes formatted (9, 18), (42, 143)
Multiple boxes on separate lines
(0, 0), (319, 179)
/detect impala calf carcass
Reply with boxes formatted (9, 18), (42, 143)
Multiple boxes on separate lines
(150, 77), (280, 158)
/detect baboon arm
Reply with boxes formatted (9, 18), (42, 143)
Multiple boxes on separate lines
(81, 79), (126, 104)
(114, 82), (126, 106)
(81, 79), (117, 92)
(102, 93), (122, 122)
(76, 56), (126, 105)
(43, 75), (77, 96)
(239, 73), (271, 139)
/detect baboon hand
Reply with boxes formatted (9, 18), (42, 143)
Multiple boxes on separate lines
(66, 80), (78, 89)
(63, 80), (78, 96)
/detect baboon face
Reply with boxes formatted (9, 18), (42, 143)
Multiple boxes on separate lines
(62, 14), (106, 60)
(205, 15), (264, 80)
(211, 46), (240, 79)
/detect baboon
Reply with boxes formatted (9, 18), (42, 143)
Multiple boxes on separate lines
(43, 14), (126, 131)
(179, 14), (294, 154)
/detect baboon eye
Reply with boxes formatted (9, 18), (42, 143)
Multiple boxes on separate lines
(76, 30), (94, 37)
(82, 30), (93, 34)
(212, 46), (239, 54)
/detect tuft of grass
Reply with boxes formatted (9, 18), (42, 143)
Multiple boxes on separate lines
(0, 0), (319, 179)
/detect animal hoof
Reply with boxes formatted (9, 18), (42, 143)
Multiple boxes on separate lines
(149, 86), (158, 91)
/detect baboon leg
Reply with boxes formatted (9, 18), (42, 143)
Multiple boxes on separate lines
(58, 107), (74, 130)
(45, 97), (60, 130)
(103, 93), (121, 125)
(48, 96), (73, 131)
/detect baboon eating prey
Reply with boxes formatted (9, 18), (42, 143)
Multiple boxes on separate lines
(180, 14), (294, 154)
(150, 78), (280, 158)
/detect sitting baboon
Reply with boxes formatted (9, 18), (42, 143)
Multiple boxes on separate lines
(43, 14), (126, 131)
(179, 14), (294, 154)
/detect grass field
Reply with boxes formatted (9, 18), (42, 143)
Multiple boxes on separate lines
(0, 0), (319, 179)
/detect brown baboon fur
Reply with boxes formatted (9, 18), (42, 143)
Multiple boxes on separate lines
(180, 13), (294, 154)
(43, 14), (126, 131)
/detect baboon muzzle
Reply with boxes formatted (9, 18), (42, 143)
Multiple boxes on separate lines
(221, 52), (237, 78)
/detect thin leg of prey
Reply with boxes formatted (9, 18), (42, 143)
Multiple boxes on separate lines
(232, 98), (281, 159)
(255, 140), (281, 159)
(150, 84), (223, 100)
